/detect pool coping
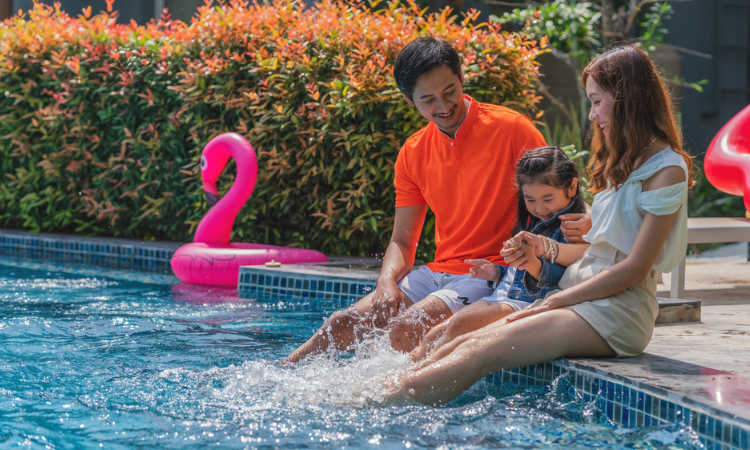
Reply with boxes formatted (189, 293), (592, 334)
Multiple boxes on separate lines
(511, 359), (750, 449)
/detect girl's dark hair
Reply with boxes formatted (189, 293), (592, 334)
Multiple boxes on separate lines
(393, 36), (462, 101)
(513, 146), (586, 236)
(582, 45), (695, 193)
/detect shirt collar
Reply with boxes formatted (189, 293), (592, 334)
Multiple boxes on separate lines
(432, 95), (477, 141)
(529, 200), (578, 233)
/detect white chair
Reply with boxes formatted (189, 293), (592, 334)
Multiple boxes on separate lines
(669, 217), (750, 298)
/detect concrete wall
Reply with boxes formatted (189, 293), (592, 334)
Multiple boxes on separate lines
(667, 0), (750, 157)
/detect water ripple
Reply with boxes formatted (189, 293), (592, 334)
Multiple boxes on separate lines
(0, 265), (705, 449)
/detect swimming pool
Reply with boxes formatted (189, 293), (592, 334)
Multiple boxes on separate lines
(0, 262), (705, 448)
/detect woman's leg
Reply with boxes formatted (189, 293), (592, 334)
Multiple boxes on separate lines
(392, 308), (615, 406)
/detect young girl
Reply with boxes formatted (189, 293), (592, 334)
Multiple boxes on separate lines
(409, 146), (586, 361)
(387, 45), (695, 406)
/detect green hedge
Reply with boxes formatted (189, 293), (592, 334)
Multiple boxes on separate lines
(0, 0), (543, 258)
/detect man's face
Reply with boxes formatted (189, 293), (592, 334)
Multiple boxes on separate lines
(406, 65), (466, 137)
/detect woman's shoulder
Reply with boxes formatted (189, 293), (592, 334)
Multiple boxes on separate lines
(642, 164), (687, 192)
(630, 147), (688, 181)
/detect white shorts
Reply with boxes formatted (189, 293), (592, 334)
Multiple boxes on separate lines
(397, 265), (493, 314)
(476, 266), (532, 312)
(481, 297), (532, 312)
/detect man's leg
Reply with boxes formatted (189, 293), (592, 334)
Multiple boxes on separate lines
(287, 289), (414, 362)
(386, 296), (453, 353)
(387, 270), (495, 353)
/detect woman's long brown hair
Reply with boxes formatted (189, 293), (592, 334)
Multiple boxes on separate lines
(582, 45), (695, 193)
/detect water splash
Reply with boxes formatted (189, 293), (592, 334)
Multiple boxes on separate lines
(203, 329), (411, 409)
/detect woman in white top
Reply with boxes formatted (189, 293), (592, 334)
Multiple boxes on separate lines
(386, 45), (696, 406)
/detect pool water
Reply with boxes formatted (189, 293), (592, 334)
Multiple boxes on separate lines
(0, 263), (705, 449)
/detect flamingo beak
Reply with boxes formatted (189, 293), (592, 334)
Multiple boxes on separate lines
(203, 181), (219, 207)
(205, 191), (219, 206)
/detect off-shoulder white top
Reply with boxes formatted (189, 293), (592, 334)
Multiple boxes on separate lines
(583, 147), (689, 273)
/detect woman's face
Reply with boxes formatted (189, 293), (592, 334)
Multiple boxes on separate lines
(586, 77), (615, 140)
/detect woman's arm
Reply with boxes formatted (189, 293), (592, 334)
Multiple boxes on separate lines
(507, 165), (686, 321)
(540, 209), (678, 308)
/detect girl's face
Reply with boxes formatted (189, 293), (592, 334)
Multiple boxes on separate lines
(586, 77), (615, 140)
(521, 180), (578, 221)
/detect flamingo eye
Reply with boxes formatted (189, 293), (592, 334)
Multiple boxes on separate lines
(200, 156), (207, 171)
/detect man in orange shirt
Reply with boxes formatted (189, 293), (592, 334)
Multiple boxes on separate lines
(288, 37), (590, 363)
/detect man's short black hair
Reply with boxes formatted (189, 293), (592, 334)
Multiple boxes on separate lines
(393, 36), (462, 102)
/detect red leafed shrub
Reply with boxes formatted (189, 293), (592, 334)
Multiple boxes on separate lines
(0, 0), (544, 258)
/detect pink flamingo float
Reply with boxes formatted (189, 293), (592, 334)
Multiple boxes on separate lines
(170, 132), (328, 286)
(704, 103), (750, 213)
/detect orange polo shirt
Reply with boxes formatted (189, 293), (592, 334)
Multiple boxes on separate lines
(394, 96), (547, 274)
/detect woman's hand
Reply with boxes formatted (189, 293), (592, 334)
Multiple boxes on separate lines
(560, 209), (592, 244)
(505, 293), (568, 322)
(464, 258), (500, 282)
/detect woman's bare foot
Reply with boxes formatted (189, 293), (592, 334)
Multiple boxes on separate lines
(408, 340), (429, 361)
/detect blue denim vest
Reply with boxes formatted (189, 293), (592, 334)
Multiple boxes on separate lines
(493, 202), (579, 303)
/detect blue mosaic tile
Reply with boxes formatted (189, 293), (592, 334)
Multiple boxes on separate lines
(0, 231), (176, 274)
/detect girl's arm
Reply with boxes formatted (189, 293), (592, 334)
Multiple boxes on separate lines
(507, 165), (686, 321)
(502, 233), (589, 269)
(550, 242), (590, 267)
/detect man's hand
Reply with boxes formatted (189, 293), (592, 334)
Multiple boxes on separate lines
(464, 258), (500, 282)
(560, 206), (592, 244)
(371, 277), (404, 328)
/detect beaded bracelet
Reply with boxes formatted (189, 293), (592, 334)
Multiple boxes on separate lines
(550, 238), (559, 264)
(541, 236), (559, 264)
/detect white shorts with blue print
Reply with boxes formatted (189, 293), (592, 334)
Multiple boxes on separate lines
(397, 265), (493, 314)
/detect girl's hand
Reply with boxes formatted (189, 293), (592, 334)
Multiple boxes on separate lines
(464, 259), (500, 282)
(500, 232), (545, 270)
(505, 293), (568, 322)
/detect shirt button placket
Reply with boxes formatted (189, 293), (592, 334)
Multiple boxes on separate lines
(451, 140), (461, 165)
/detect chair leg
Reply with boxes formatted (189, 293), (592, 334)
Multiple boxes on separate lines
(670, 255), (686, 299)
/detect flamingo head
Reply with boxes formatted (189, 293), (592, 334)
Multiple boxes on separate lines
(197, 132), (257, 209)
(200, 154), (222, 207)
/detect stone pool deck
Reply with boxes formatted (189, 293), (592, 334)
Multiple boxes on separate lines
(569, 246), (750, 425)
(650, 259), (750, 378)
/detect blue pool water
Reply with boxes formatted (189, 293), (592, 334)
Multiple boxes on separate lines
(0, 262), (705, 449)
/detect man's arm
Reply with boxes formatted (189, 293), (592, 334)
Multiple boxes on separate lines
(371, 203), (427, 327)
